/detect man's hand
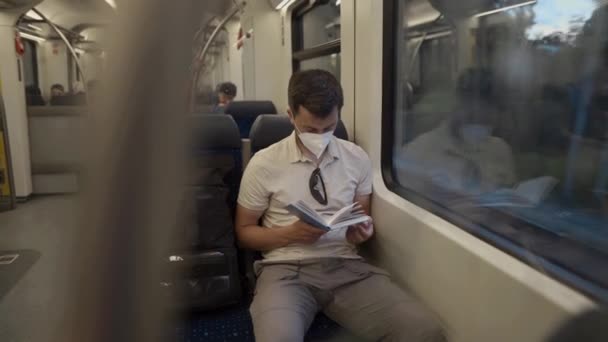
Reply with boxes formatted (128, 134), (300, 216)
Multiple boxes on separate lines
(346, 219), (374, 245)
(276, 220), (327, 245)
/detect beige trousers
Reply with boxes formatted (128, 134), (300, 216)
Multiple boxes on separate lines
(250, 258), (447, 342)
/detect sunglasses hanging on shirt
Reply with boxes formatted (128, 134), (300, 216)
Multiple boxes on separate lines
(309, 168), (328, 205)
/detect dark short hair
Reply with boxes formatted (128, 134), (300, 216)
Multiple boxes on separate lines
(288, 69), (343, 118)
(51, 84), (64, 91)
(217, 82), (237, 98)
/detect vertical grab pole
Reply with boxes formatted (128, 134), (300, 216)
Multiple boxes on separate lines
(190, 2), (246, 112)
(30, 8), (89, 98)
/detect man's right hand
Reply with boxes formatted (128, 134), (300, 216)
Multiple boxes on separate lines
(276, 220), (327, 245)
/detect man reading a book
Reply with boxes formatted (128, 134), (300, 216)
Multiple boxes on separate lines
(235, 69), (446, 342)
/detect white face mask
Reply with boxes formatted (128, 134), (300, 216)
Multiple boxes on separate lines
(295, 125), (334, 158)
(460, 124), (492, 146)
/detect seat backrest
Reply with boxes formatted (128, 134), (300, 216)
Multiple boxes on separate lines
(249, 114), (349, 155)
(183, 114), (242, 250)
(25, 86), (46, 106)
(334, 120), (349, 140)
(50, 94), (86, 106)
(189, 114), (241, 150)
(188, 114), (242, 191)
(224, 100), (278, 138)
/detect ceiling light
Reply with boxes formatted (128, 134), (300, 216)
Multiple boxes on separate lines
(27, 24), (42, 31)
(275, 0), (297, 10)
(20, 32), (46, 43)
(336, 0), (341, 6)
(25, 10), (43, 20)
(105, 0), (117, 9)
(474, 0), (536, 18)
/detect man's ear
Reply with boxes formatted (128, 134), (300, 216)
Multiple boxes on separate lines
(287, 108), (295, 123)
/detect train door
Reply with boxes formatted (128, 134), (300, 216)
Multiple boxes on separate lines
(0, 89), (15, 212)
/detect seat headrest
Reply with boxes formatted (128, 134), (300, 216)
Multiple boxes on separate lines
(250, 114), (349, 153)
(334, 120), (348, 140)
(250, 115), (294, 152)
(189, 114), (241, 150)
(224, 101), (277, 117)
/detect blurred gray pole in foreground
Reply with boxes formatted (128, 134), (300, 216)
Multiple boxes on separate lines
(53, 1), (211, 341)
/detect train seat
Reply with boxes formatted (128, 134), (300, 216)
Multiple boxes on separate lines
(164, 114), (243, 311)
(224, 100), (278, 138)
(25, 86), (46, 106)
(27, 105), (88, 194)
(244, 114), (358, 340)
(250, 114), (348, 154)
(49, 94), (87, 106)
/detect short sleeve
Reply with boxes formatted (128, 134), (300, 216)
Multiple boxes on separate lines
(356, 150), (373, 196)
(237, 156), (271, 212)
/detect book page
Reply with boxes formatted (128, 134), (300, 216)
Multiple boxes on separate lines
(330, 215), (371, 229)
(286, 201), (372, 231)
(475, 191), (534, 207)
(513, 176), (558, 205)
(331, 211), (367, 225)
(327, 202), (360, 226)
(295, 200), (326, 224)
(447, 190), (530, 208)
(285, 201), (329, 230)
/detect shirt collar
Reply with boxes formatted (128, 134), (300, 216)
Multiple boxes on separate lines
(288, 131), (340, 164)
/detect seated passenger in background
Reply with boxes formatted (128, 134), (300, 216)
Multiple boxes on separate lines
(236, 69), (446, 342)
(50, 83), (65, 97)
(397, 68), (516, 200)
(50, 83), (66, 105)
(213, 82), (237, 113)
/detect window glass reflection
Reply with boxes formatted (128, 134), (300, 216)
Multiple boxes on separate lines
(392, 0), (608, 274)
(301, 0), (341, 49)
(300, 53), (341, 80)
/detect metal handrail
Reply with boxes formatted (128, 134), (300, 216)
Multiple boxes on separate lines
(31, 8), (89, 97)
(190, 1), (246, 110)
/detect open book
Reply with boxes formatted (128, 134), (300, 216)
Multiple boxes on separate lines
(285, 201), (371, 232)
(449, 176), (559, 209)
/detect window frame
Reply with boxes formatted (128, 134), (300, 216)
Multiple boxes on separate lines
(381, 0), (608, 304)
(291, 0), (341, 72)
(22, 39), (40, 88)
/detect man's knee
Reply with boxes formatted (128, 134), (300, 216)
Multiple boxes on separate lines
(251, 309), (309, 342)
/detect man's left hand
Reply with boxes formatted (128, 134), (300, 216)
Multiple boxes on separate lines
(346, 219), (374, 245)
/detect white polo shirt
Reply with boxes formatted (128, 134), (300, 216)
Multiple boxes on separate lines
(238, 131), (373, 262)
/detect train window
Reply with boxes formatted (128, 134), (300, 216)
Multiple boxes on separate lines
(300, 53), (341, 81)
(22, 40), (39, 88)
(300, 0), (340, 49)
(383, 0), (608, 302)
(292, 0), (341, 78)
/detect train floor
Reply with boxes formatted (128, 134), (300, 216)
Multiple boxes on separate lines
(0, 196), (359, 341)
(177, 303), (355, 342)
(0, 195), (76, 342)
